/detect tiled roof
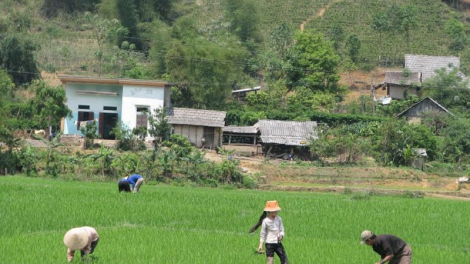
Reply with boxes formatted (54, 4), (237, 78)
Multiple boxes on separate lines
(405, 54), (460, 81)
(167, 108), (226, 127)
(258, 119), (318, 146)
(384, 71), (421, 86)
(223, 126), (259, 134)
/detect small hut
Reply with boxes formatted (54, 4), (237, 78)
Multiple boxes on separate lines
(168, 108), (226, 149)
(258, 120), (318, 159)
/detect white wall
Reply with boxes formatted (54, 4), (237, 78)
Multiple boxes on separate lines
(121, 85), (165, 132)
(64, 83), (122, 135)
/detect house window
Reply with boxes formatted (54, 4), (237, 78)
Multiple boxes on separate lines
(103, 106), (117, 111)
(77, 111), (94, 130)
(78, 105), (90, 110)
(136, 107), (149, 128)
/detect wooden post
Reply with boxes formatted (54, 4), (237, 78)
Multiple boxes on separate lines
(370, 75), (375, 115)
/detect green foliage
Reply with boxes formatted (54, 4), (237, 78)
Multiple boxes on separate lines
(438, 117), (470, 163)
(28, 81), (72, 130)
(112, 121), (145, 152)
(225, 0), (261, 45)
(41, 0), (100, 18)
(0, 34), (40, 86)
(148, 106), (171, 149)
(287, 30), (341, 93)
(445, 18), (468, 54)
(80, 121), (98, 149)
(117, 0), (142, 49)
(372, 120), (437, 166)
(86, 143), (116, 177)
(422, 67), (470, 110)
(345, 34), (361, 63)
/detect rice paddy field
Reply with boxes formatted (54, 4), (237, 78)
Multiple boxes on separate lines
(1, 176), (469, 264)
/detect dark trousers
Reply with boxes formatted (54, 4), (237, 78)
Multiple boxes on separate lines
(266, 243), (289, 264)
(81, 238), (99, 257)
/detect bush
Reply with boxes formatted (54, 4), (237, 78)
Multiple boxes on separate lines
(242, 175), (258, 189)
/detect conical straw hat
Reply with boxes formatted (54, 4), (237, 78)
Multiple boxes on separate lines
(63, 228), (88, 250)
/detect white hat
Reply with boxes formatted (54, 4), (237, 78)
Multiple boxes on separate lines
(360, 230), (373, 245)
(64, 228), (88, 250)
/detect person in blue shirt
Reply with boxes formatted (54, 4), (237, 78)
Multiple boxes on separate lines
(118, 174), (144, 193)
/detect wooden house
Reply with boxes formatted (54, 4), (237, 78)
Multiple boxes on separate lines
(258, 119), (318, 158)
(383, 71), (421, 99)
(168, 108), (226, 149)
(396, 97), (453, 123)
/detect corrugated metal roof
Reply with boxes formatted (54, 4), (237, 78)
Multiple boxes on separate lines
(405, 54), (460, 81)
(168, 107), (226, 127)
(384, 71), (421, 85)
(223, 126), (259, 134)
(258, 119), (318, 146)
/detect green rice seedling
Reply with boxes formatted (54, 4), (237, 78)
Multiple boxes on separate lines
(1, 176), (469, 263)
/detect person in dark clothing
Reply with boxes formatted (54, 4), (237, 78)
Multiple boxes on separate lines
(361, 230), (412, 264)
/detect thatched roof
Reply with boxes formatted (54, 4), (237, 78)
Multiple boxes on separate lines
(384, 71), (421, 86)
(258, 120), (318, 146)
(167, 108), (226, 127)
(223, 125), (259, 134)
(405, 54), (460, 81)
(396, 97), (453, 118)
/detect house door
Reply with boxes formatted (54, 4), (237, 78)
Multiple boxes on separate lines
(203, 127), (215, 149)
(99, 113), (118, 139)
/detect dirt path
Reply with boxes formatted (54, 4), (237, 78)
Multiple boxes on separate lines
(300, 0), (343, 32)
(427, 193), (470, 201)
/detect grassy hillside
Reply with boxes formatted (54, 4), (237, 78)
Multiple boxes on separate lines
(1, 0), (468, 77)
(309, 0), (456, 66)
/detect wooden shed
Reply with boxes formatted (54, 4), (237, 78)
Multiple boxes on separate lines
(396, 97), (453, 123)
(258, 119), (318, 158)
(383, 71), (421, 99)
(168, 108), (226, 149)
(222, 125), (261, 156)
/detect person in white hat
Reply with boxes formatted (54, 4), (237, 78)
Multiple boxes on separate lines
(360, 230), (412, 264)
(249, 200), (289, 264)
(64, 226), (99, 262)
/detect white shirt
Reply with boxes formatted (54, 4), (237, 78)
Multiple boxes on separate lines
(260, 216), (285, 243)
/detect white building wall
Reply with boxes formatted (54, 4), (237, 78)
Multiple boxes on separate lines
(64, 83), (122, 135)
(121, 85), (165, 131)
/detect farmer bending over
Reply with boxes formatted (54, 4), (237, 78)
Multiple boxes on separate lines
(118, 174), (144, 193)
(361, 230), (412, 264)
(63, 226), (99, 262)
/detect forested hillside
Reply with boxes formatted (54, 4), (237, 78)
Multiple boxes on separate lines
(2, 0), (470, 175)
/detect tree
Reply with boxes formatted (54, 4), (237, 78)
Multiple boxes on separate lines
(80, 12), (129, 75)
(225, 0), (261, 45)
(439, 117), (470, 163)
(345, 34), (361, 63)
(422, 67), (470, 109)
(329, 23), (345, 52)
(0, 35), (40, 86)
(28, 81), (72, 131)
(389, 4), (418, 52)
(286, 30), (341, 93)
(444, 18), (468, 54)
(117, 0), (142, 49)
(371, 11), (390, 47)
(148, 106), (171, 149)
